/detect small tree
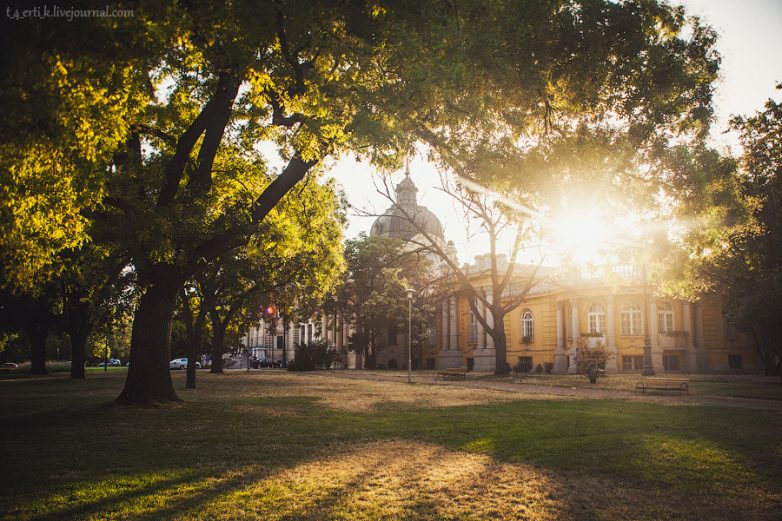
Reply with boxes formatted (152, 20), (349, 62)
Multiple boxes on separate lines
(575, 340), (613, 384)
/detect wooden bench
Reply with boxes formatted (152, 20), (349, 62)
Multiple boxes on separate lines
(435, 367), (467, 381)
(635, 377), (689, 395)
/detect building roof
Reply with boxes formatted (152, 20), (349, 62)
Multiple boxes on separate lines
(370, 164), (444, 242)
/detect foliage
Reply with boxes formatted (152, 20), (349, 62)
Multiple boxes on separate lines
(1, 0), (724, 402)
(287, 340), (338, 371)
(340, 234), (437, 365)
(661, 89), (782, 376)
(575, 341), (612, 382)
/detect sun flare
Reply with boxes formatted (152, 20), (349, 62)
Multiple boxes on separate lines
(547, 207), (638, 265)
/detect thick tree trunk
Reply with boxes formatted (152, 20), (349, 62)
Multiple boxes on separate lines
(67, 297), (91, 379)
(493, 314), (510, 376)
(28, 325), (48, 375)
(27, 294), (52, 375)
(210, 313), (226, 374)
(116, 270), (183, 405)
(69, 327), (88, 379)
(186, 312), (206, 389)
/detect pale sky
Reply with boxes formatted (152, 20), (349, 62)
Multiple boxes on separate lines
(315, 1), (782, 265)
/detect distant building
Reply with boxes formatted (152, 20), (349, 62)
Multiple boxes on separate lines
(370, 164), (445, 243)
(437, 258), (760, 373)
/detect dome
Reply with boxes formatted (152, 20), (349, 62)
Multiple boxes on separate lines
(370, 164), (444, 242)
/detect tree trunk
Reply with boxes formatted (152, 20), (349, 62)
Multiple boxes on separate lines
(116, 270), (183, 405)
(28, 325), (48, 375)
(210, 313), (226, 374)
(69, 327), (88, 379)
(493, 314), (510, 376)
(67, 298), (91, 379)
(186, 311), (206, 388)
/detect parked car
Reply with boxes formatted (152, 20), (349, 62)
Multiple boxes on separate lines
(169, 358), (201, 370)
(1, 362), (18, 369)
(252, 358), (281, 368)
(97, 358), (121, 367)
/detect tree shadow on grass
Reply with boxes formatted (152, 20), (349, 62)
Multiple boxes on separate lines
(3, 381), (782, 520)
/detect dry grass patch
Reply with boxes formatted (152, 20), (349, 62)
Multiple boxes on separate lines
(188, 441), (561, 521)
(200, 371), (526, 413)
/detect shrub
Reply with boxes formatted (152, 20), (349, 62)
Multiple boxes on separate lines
(512, 357), (533, 373)
(575, 340), (613, 383)
(544, 362), (554, 374)
(287, 341), (338, 371)
(387, 359), (398, 369)
(534, 364), (543, 373)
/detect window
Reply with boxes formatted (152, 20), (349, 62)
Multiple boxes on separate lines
(517, 356), (533, 372)
(387, 323), (397, 345)
(468, 304), (478, 343)
(658, 302), (674, 334)
(663, 354), (680, 371)
(728, 355), (742, 369)
(521, 310), (534, 342)
(622, 355), (643, 371)
(621, 304), (643, 335)
(725, 319), (737, 341)
(587, 304), (605, 334)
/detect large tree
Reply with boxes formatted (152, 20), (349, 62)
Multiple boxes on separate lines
(375, 175), (546, 375)
(340, 233), (439, 368)
(2, 0), (720, 403)
(661, 90), (782, 380)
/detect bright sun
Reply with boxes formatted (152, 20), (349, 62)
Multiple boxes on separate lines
(547, 207), (636, 265)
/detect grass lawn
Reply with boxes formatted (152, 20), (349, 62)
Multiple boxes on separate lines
(1, 371), (781, 520)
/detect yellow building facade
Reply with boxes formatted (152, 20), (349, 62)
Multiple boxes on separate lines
(436, 258), (760, 373)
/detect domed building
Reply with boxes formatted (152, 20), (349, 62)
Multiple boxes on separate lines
(370, 165), (445, 243)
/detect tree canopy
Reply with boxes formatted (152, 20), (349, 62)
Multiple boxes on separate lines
(0, 0), (723, 403)
(661, 90), (782, 378)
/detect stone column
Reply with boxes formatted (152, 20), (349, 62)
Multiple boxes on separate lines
(555, 302), (567, 371)
(695, 302), (706, 370)
(336, 317), (344, 351)
(449, 296), (458, 350)
(649, 301), (663, 370)
(682, 302), (695, 370)
(568, 298), (579, 373)
(605, 296), (618, 371)
(479, 291), (488, 349)
(441, 298), (449, 350)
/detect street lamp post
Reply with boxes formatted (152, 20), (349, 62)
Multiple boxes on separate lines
(405, 288), (416, 384)
(641, 263), (656, 376)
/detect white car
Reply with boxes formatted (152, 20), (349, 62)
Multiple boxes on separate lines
(169, 358), (201, 370)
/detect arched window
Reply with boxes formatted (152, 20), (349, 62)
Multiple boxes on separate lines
(521, 310), (534, 341)
(621, 304), (643, 336)
(588, 304), (605, 334)
(657, 302), (674, 333)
